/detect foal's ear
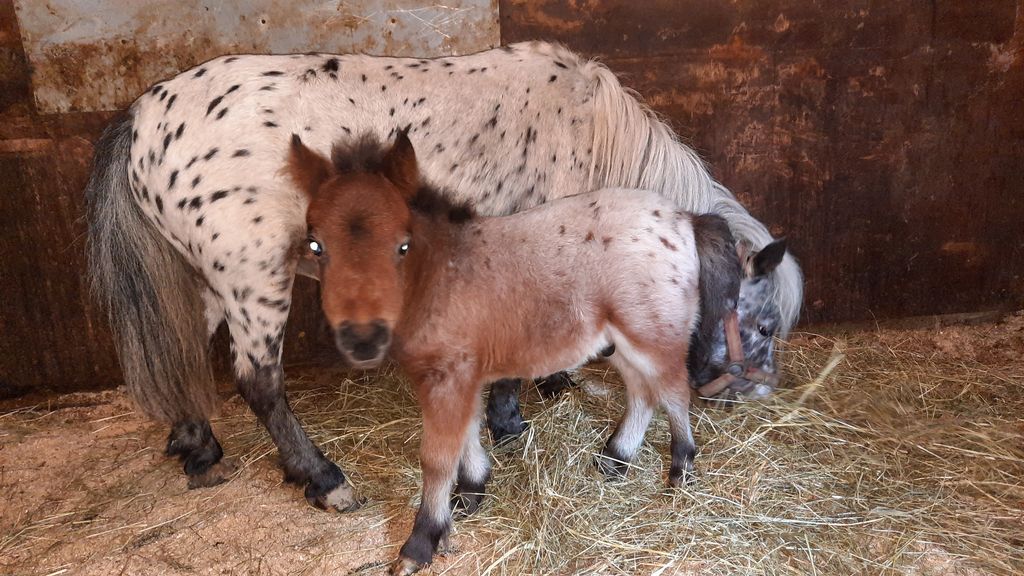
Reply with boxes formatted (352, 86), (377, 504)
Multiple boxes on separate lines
(381, 129), (419, 198)
(287, 134), (333, 199)
(751, 238), (788, 278)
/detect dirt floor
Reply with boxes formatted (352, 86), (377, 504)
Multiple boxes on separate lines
(1, 313), (1022, 575)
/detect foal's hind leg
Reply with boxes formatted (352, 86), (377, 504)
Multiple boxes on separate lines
(166, 288), (232, 488)
(595, 359), (655, 479)
(486, 372), (579, 445)
(659, 377), (697, 487)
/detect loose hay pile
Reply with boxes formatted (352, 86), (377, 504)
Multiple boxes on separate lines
(1, 314), (1022, 575)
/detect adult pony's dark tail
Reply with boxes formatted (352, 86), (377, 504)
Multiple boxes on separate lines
(86, 111), (216, 423)
(688, 213), (742, 383)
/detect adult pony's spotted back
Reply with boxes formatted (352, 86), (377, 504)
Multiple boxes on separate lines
(86, 41), (802, 507)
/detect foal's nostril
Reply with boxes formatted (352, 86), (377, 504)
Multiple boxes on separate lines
(335, 320), (391, 362)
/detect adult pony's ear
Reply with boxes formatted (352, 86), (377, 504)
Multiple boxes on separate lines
(380, 128), (419, 198)
(751, 238), (788, 278)
(287, 134), (333, 199)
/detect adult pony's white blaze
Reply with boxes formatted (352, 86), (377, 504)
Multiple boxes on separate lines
(86, 41), (800, 510)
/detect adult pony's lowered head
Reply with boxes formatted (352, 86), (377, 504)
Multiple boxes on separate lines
(288, 129), (747, 574)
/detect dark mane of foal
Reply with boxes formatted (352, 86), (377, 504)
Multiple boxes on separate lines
(331, 132), (474, 224)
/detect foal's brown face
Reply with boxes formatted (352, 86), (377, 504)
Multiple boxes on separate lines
(287, 134), (419, 368)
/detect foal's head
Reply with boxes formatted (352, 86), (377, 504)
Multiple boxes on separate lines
(287, 131), (423, 368)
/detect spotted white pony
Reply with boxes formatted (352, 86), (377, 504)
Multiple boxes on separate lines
(86, 41), (802, 510)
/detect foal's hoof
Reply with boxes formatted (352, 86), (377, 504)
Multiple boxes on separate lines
(535, 372), (577, 398)
(187, 459), (238, 489)
(391, 555), (424, 576)
(594, 448), (630, 479)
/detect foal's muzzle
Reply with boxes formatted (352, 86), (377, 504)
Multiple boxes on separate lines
(334, 320), (391, 369)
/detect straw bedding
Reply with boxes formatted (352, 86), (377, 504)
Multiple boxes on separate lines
(1, 313), (1021, 575)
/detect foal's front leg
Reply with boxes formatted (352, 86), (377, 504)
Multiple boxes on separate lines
(452, 415), (491, 516)
(395, 378), (477, 575)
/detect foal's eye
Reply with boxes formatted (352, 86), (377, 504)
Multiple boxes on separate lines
(757, 324), (773, 337)
(308, 238), (323, 256)
(397, 242), (410, 257)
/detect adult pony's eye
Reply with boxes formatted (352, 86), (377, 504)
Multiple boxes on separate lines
(397, 241), (410, 257)
(308, 238), (323, 256)
(757, 324), (773, 337)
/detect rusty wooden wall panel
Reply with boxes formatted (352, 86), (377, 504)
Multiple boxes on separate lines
(2, 0), (1023, 396)
(14, 0), (499, 113)
(501, 0), (1024, 323)
(0, 123), (118, 396)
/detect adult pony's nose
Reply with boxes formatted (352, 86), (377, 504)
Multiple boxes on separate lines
(335, 320), (391, 368)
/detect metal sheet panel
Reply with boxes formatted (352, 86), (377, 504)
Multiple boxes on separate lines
(14, 0), (499, 113)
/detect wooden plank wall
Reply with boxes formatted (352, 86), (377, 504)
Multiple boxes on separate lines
(2, 0), (1023, 396)
(0, 1), (332, 397)
(500, 0), (1024, 322)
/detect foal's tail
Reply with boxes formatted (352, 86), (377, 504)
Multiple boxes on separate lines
(85, 111), (216, 423)
(584, 59), (803, 334)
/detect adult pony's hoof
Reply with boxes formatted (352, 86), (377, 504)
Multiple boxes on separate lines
(486, 378), (528, 445)
(304, 464), (364, 512)
(306, 479), (363, 512)
(489, 416), (528, 446)
(535, 371), (577, 398)
(167, 419), (228, 486)
(187, 459), (238, 489)
(391, 555), (424, 576)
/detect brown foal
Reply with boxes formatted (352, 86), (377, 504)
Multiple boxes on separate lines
(288, 130), (742, 574)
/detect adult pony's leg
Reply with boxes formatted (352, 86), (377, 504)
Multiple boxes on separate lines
(234, 362), (358, 511)
(165, 419), (230, 488)
(534, 371), (578, 398)
(219, 264), (359, 512)
(486, 372), (581, 445)
(396, 376), (476, 575)
(659, 375), (697, 487)
(451, 413), (491, 516)
(485, 378), (527, 444)
(165, 288), (232, 488)
(595, 357), (655, 479)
